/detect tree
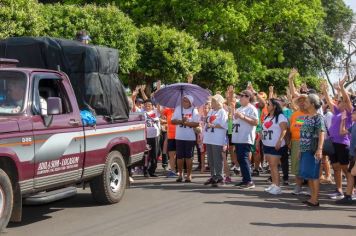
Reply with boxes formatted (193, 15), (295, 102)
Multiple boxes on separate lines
(39, 3), (139, 74)
(128, 25), (200, 90)
(194, 49), (238, 93)
(0, 0), (44, 39)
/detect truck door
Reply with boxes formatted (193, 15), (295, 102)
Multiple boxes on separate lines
(31, 73), (84, 189)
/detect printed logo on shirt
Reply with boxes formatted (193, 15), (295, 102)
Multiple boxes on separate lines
(209, 115), (216, 123)
(295, 116), (306, 128)
(263, 130), (273, 140)
(264, 120), (273, 129)
(232, 123), (240, 133)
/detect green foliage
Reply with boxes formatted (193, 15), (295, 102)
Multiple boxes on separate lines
(0, 0), (44, 39)
(238, 68), (322, 95)
(194, 49), (238, 93)
(131, 25), (200, 86)
(40, 3), (139, 73)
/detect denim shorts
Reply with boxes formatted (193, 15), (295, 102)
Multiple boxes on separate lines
(262, 145), (283, 157)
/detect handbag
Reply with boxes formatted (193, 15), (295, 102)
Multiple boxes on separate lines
(322, 119), (335, 156)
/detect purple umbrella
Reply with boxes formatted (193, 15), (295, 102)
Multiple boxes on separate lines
(153, 83), (211, 108)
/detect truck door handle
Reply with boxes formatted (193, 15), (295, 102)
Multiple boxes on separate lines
(69, 119), (80, 126)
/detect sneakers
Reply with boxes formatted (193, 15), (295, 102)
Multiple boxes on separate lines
(204, 178), (214, 186)
(292, 186), (303, 196)
(237, 182), (255, 189)
(282, 180), (289, 186)
(335, 196), (354, 205)
(328, 190), (344, 200)
(266, 176), (272, 183)
(251, 169), (260, 176)
(266, 185), (282, 195)
(265, 184), (275, 192)
(330, 192), (344, 200)
(230, 165), (241, 175)
(166, 170), (178, 178)
(224, 176), (232, 184)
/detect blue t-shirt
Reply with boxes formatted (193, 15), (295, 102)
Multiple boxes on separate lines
(348, 123), (356, 158)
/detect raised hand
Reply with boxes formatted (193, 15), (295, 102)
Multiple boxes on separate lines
(288, 68), (298, 80)
(339, 74), (348, 88)
(187, 74), (193, 84)
(156, 80), (161, 90)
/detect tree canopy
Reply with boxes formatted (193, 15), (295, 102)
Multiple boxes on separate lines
(40, 3), (139, 74)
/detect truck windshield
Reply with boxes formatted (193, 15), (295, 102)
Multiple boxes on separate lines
(0, 71), (27, 114)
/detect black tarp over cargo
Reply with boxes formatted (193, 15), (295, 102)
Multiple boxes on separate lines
(0, 37), (129, 120)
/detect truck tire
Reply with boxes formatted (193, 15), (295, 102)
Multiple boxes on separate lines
(0, 169), (13, 232)
(90, 151), (127, 204)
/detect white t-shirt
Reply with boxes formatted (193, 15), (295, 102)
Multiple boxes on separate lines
(231, 104), (259, 145)
(203, 108), (228, 146)
(324, 111), (333, 130)
(172, 106), (200, 141)
(145, 110), (160, 138)
(261, 113), (288, 147)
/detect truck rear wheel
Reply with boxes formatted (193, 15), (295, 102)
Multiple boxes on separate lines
(0, 169), (13, 232)
(90, 151), (127, 204)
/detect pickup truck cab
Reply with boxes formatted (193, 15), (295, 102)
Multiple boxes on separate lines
(0, 59), (146, 230)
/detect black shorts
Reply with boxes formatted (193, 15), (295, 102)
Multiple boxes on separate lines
(227, 133), (233, 145)
(329, 143), (350, 165)
(167, 139), (176, 152)
(176, 140), (195, 159)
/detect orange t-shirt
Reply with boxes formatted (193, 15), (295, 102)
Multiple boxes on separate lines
(290, 110), (307, 141)
(162, 108), (176, 139)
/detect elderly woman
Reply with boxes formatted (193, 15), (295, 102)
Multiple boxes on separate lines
(299, 94), (325, 207)
(203, 94), (228, 187)
(171, 95), (200, 182)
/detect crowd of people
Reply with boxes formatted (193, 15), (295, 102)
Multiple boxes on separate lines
(129, 69), (356, 207)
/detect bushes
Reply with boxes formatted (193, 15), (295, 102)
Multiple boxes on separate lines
(40, 4), (139, 73)
(0, 0), (44, 39)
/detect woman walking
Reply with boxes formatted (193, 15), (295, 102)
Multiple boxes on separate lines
(203, 94), (228, 187)
(262, 99), (288, 195)
(299, 94), (325, 207)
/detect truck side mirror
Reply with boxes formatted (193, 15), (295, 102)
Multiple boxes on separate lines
(47, 97), (62, 115)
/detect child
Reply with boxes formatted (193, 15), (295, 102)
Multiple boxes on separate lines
(336, 109), (356, 205)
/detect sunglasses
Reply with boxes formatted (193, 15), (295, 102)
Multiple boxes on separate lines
(240, 94), (249, 98)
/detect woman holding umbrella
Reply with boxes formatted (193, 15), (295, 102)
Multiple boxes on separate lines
(171, 95), (200, 182)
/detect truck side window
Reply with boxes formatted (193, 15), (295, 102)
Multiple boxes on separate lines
(35, 79), (72, 114)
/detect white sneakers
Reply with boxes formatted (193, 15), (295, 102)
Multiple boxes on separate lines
(265, 184), (282, 195)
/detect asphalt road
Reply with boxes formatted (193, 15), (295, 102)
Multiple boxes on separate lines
(4, 170), (356, 236)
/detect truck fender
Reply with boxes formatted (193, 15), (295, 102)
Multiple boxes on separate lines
(105, 137), (131, 164)
(0, 149), (24, 181)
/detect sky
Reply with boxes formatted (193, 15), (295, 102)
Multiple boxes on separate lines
(329, 0), (356, 89)
(344, 0), (356, 11)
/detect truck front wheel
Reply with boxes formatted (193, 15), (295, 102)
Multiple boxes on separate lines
(90, 151), (127, 204)
(0, 169), (13, 232)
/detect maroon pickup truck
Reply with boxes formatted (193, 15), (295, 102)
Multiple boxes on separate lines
(0, 59), (146, 230)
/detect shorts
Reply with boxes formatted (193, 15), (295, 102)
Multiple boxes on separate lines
(263, 145), (283, 157)
(167, 139), (176, 152)
(291, 140), (300, 176)
(176, 140), (195, 159)
(227, 134), (233, 145)
(329, 143), (350, 165)
(299, 151), (320, 180)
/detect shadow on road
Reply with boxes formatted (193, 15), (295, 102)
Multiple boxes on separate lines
(8, 193), (97, 228)
(132, 176), (356, 212)
(250, 222), (356, 230)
